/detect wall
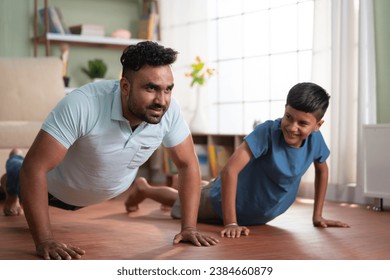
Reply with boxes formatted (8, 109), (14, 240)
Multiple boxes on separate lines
(0, 0), (141, 88)
(1, 1), (388, 119)
(0, 0), (32, 57)
(374, 0), (390, 123)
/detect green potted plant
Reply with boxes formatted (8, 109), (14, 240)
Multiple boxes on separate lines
(185, 56), (215, 88)
(82, 59), (108, 81)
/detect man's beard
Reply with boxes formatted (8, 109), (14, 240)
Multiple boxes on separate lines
(127, 98), (167, 124)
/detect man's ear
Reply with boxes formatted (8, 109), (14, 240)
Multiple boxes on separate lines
(120, 77), (130, 97)
(315, 119), (324, 131)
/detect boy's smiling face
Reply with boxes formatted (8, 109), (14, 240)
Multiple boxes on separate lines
(281, 105), (324, 148)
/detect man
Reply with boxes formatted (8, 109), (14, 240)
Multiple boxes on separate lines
(19, 41), (218, 260)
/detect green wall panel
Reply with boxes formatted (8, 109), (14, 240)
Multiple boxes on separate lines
(374, 0), (390, 123)
(0, 0), (141, 87)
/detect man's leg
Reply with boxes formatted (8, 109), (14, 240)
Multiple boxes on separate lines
(2, 148), (24, 216)
(0, 174), (7, 198)
(125, 176), (179, 212)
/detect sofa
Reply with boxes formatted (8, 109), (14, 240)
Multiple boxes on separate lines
(0, 57), (65, 175)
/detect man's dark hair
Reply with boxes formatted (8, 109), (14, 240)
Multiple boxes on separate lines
(120, 41), (178, 77)
(286, 82), (330, 120)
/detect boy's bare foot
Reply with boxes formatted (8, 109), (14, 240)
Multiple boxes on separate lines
(3, 194), (23, 216)
(125, 177), (149, 212)
(160, 204), (171, 211)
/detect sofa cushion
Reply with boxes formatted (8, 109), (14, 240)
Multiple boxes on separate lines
(0, 121), (42, 148)
(0, 57), (64, 121)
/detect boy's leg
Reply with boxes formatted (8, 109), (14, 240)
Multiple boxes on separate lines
(125, 177), (179, 212)
(171, 180), (221, 224)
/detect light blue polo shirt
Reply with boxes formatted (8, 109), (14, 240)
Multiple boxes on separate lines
(210, 119), (330, 225)
(42, 80), (189, 206)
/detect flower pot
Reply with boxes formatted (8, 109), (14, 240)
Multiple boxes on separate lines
(190, 87), (209, 133)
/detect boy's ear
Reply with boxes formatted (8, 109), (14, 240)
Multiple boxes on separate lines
(315, 120), (324, 131)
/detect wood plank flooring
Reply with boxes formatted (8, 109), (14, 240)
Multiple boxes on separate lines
(0, 190), (389, 260)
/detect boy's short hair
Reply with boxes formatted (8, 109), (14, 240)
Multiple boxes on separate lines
(286, 82), (330, 120)
(120, 41), (178, 78)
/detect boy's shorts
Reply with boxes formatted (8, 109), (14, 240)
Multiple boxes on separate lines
(171, 180), (222, 224)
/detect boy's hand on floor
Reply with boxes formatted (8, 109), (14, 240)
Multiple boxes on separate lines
(313, 216), (350, 228)
(173, 227), (219, 247)
(221, 224), (250, 238)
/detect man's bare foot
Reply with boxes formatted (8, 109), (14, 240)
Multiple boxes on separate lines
(3, 195), (23, 216)
(125, 177), (149, 212)
(0, 174), (6, 194)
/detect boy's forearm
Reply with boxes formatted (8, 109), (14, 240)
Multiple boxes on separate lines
(312, 163), (329, 219)
(220, 171), (238, 225)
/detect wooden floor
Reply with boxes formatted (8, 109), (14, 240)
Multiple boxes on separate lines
(0, 190), (389, 260)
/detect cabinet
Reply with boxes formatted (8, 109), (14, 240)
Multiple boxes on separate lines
(32, 0), (153, 56)
(194, 133), (245, 179)
(363, 124), (390, 211)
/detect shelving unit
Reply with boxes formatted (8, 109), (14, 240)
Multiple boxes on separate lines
(192, 133), (245, 150)
(163, 133), (246, 181)
(32, 0), (149, 56)
(195, 133), (245, 179)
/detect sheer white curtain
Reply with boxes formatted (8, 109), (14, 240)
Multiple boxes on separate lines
(308, 0), (376, 196)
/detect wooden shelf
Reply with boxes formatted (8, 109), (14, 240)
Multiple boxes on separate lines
(35, 33), (144, 50)
(32, 0), (148, 56)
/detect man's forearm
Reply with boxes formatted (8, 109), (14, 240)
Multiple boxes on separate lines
(177, 167), (201, 230)
(20, 168), (53, 247)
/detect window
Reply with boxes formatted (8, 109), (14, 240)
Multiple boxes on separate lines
(161, 0), (314, 134)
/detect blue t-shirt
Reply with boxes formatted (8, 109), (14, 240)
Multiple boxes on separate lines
(210, 119), (330, 225)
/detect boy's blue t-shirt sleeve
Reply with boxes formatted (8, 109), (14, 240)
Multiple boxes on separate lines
(244, 120), (274, 159)
(311, 130), (330, 163)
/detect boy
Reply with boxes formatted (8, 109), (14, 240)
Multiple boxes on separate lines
(125, 82), (350, 237)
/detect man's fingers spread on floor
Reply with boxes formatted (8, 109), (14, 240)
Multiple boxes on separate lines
(173, 234), (183, 245)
